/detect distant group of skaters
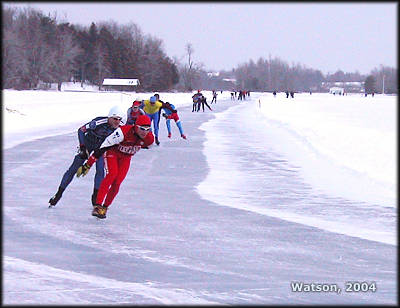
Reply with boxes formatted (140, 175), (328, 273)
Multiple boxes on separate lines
(279, 91), (295, 98)
(48, 93), (187, 219)
(192, 89), (252, 109)
(191, 89), (215, 112)
(230, 90), (250, 101)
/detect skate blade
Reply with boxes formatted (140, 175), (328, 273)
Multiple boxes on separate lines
(92, 213), (106, 219)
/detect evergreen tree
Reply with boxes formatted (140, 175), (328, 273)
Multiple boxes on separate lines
(364, 75), (376, 94)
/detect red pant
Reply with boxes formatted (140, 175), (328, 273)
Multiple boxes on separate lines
(167, 113), (179, 122)
(96, 149), (132, 207)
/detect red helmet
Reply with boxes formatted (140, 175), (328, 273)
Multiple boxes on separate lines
(135, 115), (151, 126)
(132, 100), (141, 107)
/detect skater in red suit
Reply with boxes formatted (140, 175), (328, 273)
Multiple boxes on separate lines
(76, 115), (154, 219)
(126, 99), (145, 125)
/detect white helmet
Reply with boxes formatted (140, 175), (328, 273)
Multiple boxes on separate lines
(108, 105), (125, 123)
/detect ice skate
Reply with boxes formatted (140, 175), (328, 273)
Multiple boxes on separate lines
(92, 205), (107, 219)
(48, 187), (64, 207)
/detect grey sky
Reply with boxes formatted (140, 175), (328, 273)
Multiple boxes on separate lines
(3, 2), (397, 74)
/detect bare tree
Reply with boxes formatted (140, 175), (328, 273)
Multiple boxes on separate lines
(177, 43), (204, 91)
(136, 35), (165, 91)
(184, 43), (195, 90)
(95, 43), (111, 90)
(2, 7), (22, 88)
(49, 24), (82, 90)
(371, 65), (397, 94)
(11, 8), (54, 88)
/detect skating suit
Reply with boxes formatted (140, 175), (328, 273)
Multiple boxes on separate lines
(162, 104), (184, 135)
(126, 107), (145, 125)
(60, 117), (118, 190)
(88, 125), (154, 207)
(142, 100), (163, 137)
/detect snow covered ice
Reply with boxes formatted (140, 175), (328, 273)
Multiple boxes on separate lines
(2, 86), (397, 304)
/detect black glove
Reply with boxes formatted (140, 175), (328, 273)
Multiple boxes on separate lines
(162, 113), (168, 119)
(172, 110), (177, 113)
(78, 145), (89, 159)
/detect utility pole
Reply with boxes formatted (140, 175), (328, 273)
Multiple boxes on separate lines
(268, 53), (271, 92)
(382, 74), (385, 95)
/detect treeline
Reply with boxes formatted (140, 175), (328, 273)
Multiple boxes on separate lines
(234, 57), (325, 92)
(2, 6), (397, 94)
(3, 7), (179, 91)
(231, 58), (397, 94)
(182, 59), (397, 94)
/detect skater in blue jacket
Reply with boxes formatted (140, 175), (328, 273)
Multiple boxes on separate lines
(162, 102), (186, 139)
(48, 105), (124, 207)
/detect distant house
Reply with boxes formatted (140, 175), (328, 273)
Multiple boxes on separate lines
(329, 87), (344, 95)
(322, 81), (364, 93)
(102, 78), (140, 91)
(343, 81), (364, 93)
(222, 78), (237, 83)
(207, 72), (220, 77)
(102, 78), (139, 86)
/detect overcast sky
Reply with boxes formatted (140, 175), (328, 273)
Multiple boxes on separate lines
(3, 2), (397, 74)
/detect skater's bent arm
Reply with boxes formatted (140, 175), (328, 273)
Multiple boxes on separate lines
(86, 127), (125, 165)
